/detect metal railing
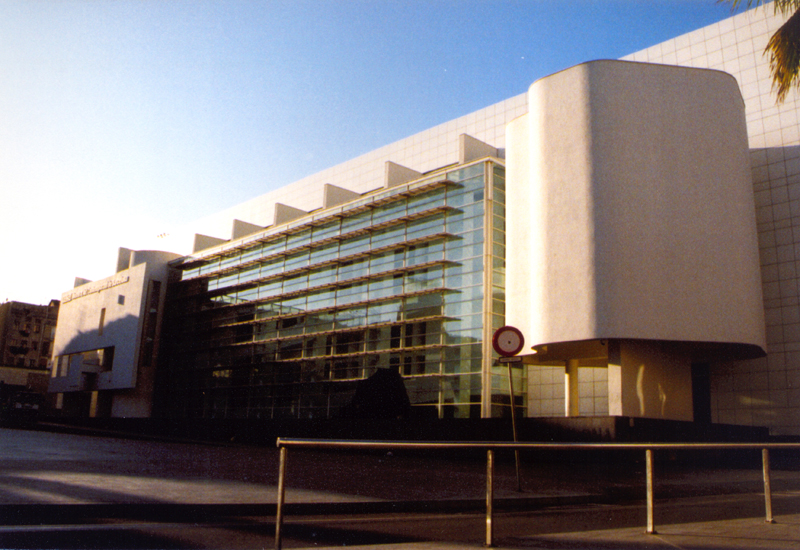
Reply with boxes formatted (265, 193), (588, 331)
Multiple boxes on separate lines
(274, 439), (800, 549)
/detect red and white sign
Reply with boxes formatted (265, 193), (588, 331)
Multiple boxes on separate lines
(492, 326), (525, 357)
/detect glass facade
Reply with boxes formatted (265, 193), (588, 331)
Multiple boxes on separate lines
(160, 160), (515, 420)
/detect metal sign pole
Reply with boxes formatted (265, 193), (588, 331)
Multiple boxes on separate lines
(486, 449), (494, 547)
(507, 361), (522, 492)
(763, 448), (774, 523)
(492, 326), (526, 494)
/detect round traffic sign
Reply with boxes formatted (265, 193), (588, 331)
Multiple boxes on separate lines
(492, 326), (525, 357)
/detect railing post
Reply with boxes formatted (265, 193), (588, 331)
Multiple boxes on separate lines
(645, 448), (656, 534)
(275, 445), (288, 550)
(763, 448), (775, 523)
(486, 449), (494, 547)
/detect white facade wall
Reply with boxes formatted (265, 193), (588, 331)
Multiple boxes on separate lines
(508, 60), (762, 350)
(621, 7), (800, 434)
(50, 250), (179, 417)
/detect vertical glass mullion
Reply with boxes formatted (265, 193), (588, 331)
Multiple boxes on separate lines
(481, 161), (493, 419)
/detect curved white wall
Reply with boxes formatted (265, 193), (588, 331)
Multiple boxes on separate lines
(507, 60), (765, 355)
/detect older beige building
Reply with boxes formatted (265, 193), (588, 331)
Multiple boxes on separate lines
(0, 300), (59, 376)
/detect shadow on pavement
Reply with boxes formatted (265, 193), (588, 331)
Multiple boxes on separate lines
(0, 527), (204, 550)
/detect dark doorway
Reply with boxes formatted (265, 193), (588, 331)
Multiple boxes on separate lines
(691, 362), (711, 424)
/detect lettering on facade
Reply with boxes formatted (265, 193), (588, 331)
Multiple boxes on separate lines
(62, 275), (130, 303)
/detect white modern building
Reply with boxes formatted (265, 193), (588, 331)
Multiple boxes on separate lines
(49, 6), (800, 435)
(507, 60), (763, 424)
(49, 249), (180, 417)
(619, 7), (800, 435)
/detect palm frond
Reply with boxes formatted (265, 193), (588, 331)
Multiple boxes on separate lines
(722, 1), (800, 102)
(765, 7), (800, 101)
(723, 0), (800, 15)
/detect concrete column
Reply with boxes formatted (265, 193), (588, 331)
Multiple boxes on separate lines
(565, 359), (580, 416)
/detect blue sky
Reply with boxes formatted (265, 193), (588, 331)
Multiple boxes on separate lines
(1, 0), (741, 305)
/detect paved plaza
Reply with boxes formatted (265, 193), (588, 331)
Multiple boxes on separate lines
(0, 426), (798, 548)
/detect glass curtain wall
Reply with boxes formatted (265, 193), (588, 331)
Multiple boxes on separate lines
(161, 160), (509, 420)
(486, 164), (523, 417)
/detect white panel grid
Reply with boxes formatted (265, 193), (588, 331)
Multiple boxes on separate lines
(184, 92), (526, 245)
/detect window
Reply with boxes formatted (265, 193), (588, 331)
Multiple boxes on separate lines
(98, 308), (106, 335)
(338, 258), (368, 281)
(118, 295), (125, 305)
(53, 355), (69, 376)
(162, 161), (499, 420)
